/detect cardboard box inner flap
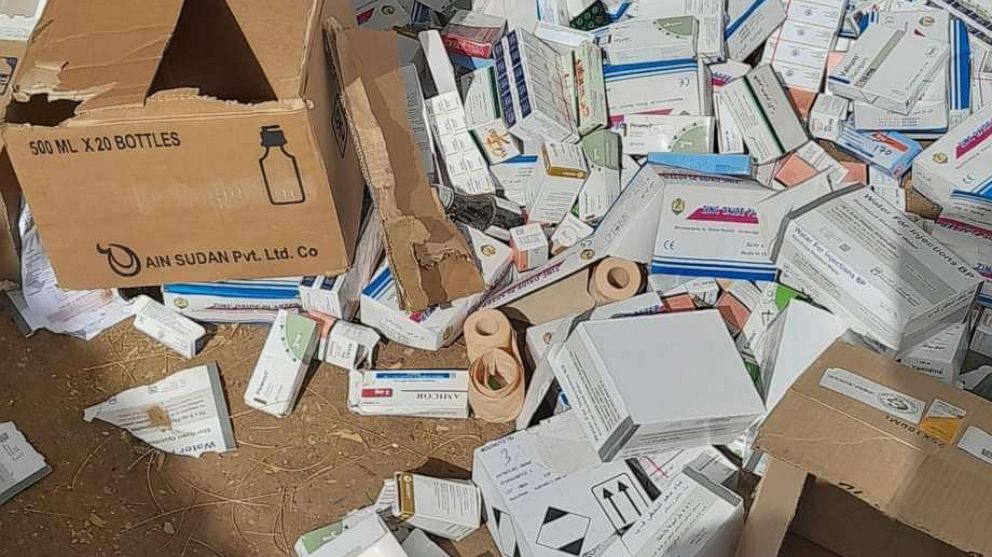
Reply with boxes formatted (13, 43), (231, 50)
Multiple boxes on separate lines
(746, 341), (992, 557)
(324, 21), (484, 312)
(3, 0), (366, 289)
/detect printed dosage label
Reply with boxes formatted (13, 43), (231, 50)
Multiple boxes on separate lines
(820, 368), (926, 424)
(920, 399), (967, 444)
(958, 426), (992, 466)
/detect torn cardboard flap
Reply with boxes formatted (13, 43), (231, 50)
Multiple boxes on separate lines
(325, 21), (484, 312)
(755, 341), (992, 556)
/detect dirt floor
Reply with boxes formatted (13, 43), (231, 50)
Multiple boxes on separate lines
(0, 316), (509, 557)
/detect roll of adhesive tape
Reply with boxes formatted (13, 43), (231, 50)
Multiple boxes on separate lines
(590, 257), (642, 305)
(464, 309), (514, 362)
(468, 348), (525, 423)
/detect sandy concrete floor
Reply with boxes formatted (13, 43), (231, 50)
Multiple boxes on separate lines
(0, 316), (509, 556)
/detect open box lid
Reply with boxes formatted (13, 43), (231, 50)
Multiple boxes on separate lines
(738, 341), (992, 557)
(11, 0), (348, 115)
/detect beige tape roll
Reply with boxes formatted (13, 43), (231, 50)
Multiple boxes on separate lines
(590, 257), (642, 305)
(468, 347), (525, 423)
(464, 309), (515, 362)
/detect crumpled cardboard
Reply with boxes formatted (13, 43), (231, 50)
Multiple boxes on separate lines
(324, 20), (485, 312)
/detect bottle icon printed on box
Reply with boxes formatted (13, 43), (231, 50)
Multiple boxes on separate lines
(259, 125), (305, 205)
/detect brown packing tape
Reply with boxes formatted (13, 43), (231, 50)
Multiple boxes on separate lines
(589, 257), (642, 305)
(463, 309), (514, 362)
(468, 347), (525, 423)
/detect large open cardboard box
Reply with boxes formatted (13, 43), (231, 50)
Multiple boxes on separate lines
(737, 341), (992, 557)
(2, 0), (365, 289)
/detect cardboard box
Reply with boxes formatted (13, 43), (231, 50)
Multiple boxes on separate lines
(529, 142), (589, 225)
(0, 38), (28, 284)
(492, 29), (577, 143)
(244, 310), (319, 418)
(771, 186), (982, 351)
(914, 102), (992, 206)
(295, 506), (407, 557)
(551, 311), (765, 461)
(827, 25), (950, 115)
(162, 278), (303, 323)
(737, 341), (992, 557)
(596, 16), (698, 65)
(348, 369), (469, 418)
(474, 411), (744, 557)
(603, 59), (711, 124)
(327, 21), (486, 312)
(720, 64), (808, 165)
(394, 473), (480, 541)
(726, 0), (787, 62)
(132, 295), (206, 359)
(360, 227), (512, 350)
(652, 171), (776, 282)
(633, 0), (726, 63)
(617, 114), (715, 156)
(299, 215), (383, 320)
(5, 0), (365, 289)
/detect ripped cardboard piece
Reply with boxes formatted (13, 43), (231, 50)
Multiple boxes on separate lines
(83, 363), (236, 458)
(325, 21), (485, 312)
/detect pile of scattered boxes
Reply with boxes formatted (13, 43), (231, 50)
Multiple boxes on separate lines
(4, 0), (992, 555)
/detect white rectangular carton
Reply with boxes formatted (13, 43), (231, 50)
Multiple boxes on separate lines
(162, 278), (302, 324)
(604, 60), (711, 124)
(574, 41), (608, 135)
(577, 130), (622, 224)
(491, 154), (540, 207)
(726, 0), (788, 62)
(348, 369), (469, 418)
(473, 411), (744, 557)
(761, 0), (848, 92)
(720, 65), (808, 164)
(932, 190), (992, 308)
(809, 94), (850, 142)
(535, 21), (596, 50)
(402, 64), (437, 184)
(914, 103), (992, 206)
(652, 171), (776, 282)
(0, 422), (50, 506)
(361, 228), (513, 350)
(709, 60), (751, 154)
(530, 142), (590, 225)
(307, 312), (380, 371)
(617, 115), (716, 156)
(551, 311), (765, 461)
(461, 66), (522, 165)
(596, 16), (698, 65)
(633, 0), (726, 63)
(294, 506), (407, 557)
(827, 25), (950, 115)
(550, 213), (594, 254)
(299, 216), (383, 320)
(244, 310), (319, 418)
(510, 224), (549, 272)
(492, 29), (577, 143)
(394, 473), (480, 541)
(896, 321), (970, 384)
(835, 124), (922, 178)
(772, 186), (982, 351)
(132, 295), (206, 359)
(402, 530), (447, 557)
(972, 308), (992, 358)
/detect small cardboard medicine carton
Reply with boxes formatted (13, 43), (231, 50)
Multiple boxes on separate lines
(573, 40), (608, 135)
(550, 213), (594, 254)
(834, 123), (922, 179)
(163, 278), (302, 324)
(402, 530), (447, 557)
(808, 94), (849, 142)
(827, 24), (950, 115)
(461, 66), (522, 165)
(529, 142), (589, 225)
(0, 422), (50, 506)
(492, 29), (577, 143)
(617, 114), (715, 156)
(348, 369), (469, 419)
(510, 224), (549, 272)
(726, 0), (787, 61)
(896, 321), (970, 385)
(720, 64), (808, 164)
(914, 102), (992, 207)
(360, 227), (512, 351)
(441, 9), (506, 59)
(596, 16), (698, 65)
(393, 473), (481, 541)
(772, 186), (982, 351)
(299, 215), (383, 320)
(634, 0), (726, 63)
(551, 311), (765, 461)
(710, 60), (750, 154)
(652, 170), (775, 281)
(972, 308), (992, 358)
(295, 506), (407, 557)
(647, 153), (752, 176)
(577, 130), (622, 224)
(244, 310), (319, 418)
(132, 295), (206, 359)
(307, 311), (380, 371)
(473, 411), (744, 557)
(604, 59), (711, 124)
(490, 153), (540, 208)
(932, 190), (992, 308)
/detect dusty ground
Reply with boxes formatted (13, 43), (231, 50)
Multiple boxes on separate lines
(0, 316), (508, 556)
